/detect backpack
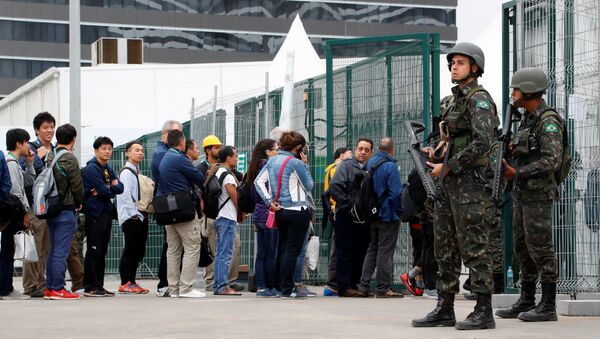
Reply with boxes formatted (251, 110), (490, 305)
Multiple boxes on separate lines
(5, 157), (35, 205)
(538, 109), (572, 185)
(237, 173), (255, 214)
(203, 168), (231, 219)
(121, 167), (156, 213)
(350, 158), (389, 224)
(31, 149), (69, 219)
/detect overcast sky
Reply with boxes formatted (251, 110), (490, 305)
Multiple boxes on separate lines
(441, 0), (508, 107)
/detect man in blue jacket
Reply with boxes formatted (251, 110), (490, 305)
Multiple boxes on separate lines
(158, 129), (206, 298)
(152, 120), (183, 296)
(357, 137), (404, 298)
(0, 150), (11, 204)
(82, 137), (124, 297)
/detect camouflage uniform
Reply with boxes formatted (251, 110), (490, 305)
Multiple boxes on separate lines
(434, 80), (499, 295)
(510, 99), (561, 284)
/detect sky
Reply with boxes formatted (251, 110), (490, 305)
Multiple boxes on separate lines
(441, 0), (508, 106)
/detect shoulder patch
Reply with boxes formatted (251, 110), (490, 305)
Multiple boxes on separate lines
(545, 123), (559, 133)
(476, 100), (491, 110)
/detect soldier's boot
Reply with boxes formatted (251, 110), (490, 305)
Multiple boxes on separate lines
(517, 282), (558, 322)
(455, 293), (496, 330)
(493, 272), (505, 294)
(495, 280), (536, 318)
(412, 292), (456, 327)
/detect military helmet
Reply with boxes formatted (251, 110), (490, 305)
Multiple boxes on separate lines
(509, 67), (549, 93)
(446, 42), (485, 74)
(202, 135), (222, 149)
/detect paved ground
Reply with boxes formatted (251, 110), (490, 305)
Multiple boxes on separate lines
(2, 277), (598, 339)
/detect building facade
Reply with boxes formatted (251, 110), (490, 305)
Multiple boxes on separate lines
(0, 0), (457, 99)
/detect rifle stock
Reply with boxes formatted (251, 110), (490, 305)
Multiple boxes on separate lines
(404, 120), (443, 207)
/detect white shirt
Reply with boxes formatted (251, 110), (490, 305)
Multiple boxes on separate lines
(215, 167), (238, 222)
(117, 162), (144, 226)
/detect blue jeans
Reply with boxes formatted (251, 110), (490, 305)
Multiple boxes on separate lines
(46, 210), (77, 291)
(255, 222), (278, 290)
(294, 227), (310, 284)
(214, 217), (237, 293)
(0, 220), (20, 296)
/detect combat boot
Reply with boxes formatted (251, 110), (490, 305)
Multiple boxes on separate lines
(493, 272), (505, 294)
(517, 282), (557, 322)
(495, 280), (536, 318)
(455, 293), (496, 330)
(412, 292), (456, 327)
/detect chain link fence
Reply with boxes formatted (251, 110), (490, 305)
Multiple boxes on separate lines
(504, 0), (600, 297)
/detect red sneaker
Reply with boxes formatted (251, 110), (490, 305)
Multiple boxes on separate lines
(50, 289), (80, 300)
(44, 289), (52, 300)
(131, 283), (149, 294)
(401, 273), (424, 296)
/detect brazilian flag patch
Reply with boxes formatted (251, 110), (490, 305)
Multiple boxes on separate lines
(476, 100), (490, 110)
(545, 123), (559, 133)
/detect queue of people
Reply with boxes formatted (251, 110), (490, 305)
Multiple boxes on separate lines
(0, 41), (562, 331)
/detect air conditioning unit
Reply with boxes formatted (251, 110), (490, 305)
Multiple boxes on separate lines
(91, 38), (143, 66)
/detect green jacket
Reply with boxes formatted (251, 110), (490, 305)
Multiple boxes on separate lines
(46, 148), (84, 210)
(444, 80), (499, 175)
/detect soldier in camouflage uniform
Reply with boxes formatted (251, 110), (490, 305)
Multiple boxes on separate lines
(412, 42), (499, 330)
(496, 67), (561, 322)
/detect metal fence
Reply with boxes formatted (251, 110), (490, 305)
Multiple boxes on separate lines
(503, 0), (600, 297)
(233, 33), (441, 284)
(103, 34), (441, 285)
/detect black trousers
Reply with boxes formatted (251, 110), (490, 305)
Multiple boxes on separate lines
(157, 226), (168, 289)
(276, 208), (310, 295)
(409, 225), (424, 267)
(421, 222), (438, 290)
(83, 211), (113, 291)
(333, 210), (371, 295)
(119, 217), (149, 285)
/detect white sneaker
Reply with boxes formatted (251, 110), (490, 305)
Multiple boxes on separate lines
(423, 289), (438, 299)
(156, 287), (170, 297)
(0, 290), (31, 300)
(179, 290), (206, 298)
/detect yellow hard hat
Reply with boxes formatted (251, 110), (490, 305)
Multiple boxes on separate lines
(202, 135), (222, 149)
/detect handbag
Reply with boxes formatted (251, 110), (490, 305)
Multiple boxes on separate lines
(153, 191), (196, 225)
(14, 230), (39, 263)
(266, 156), (294, 229)
(198, 234), (214, 268)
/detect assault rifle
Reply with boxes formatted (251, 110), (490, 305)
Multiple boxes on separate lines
(404, 121), (443, 208)
(491, 104), (522, 207)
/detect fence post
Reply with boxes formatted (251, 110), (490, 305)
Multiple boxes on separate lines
(264, 72), (270, 138)
(325, 44), (334, 163)
(385, 55), (393, 137)
(212, 85), (217, 135)
(346, 66), (353, 147)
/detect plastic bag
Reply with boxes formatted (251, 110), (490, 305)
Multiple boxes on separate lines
(14, 230), (38, 263)
(306, 235), (320, 270)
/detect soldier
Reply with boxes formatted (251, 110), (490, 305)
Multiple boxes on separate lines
(412, 42), (499, 330)
(496, 67), (561, 322)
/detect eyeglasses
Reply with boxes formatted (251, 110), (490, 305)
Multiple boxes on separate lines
(270, 148), (279, 151)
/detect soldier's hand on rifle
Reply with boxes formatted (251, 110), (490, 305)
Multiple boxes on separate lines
(502, 159), (516, 180)
(426, 162), (449, 178)
(421, 147), (435, 160)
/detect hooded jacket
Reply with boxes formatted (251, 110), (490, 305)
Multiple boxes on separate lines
(46, 148), (84, 210)
(366, 151), (403, 222)
(82, 157), (124, 218)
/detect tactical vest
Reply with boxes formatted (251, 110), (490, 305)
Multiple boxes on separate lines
(443, 85), (498, 168)
(514, 109), (571, 191)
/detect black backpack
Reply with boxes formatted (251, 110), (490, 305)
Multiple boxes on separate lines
(203, 169), (231, 219)
(237, 174), (255, 214)
(350, 158), (389, 224)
